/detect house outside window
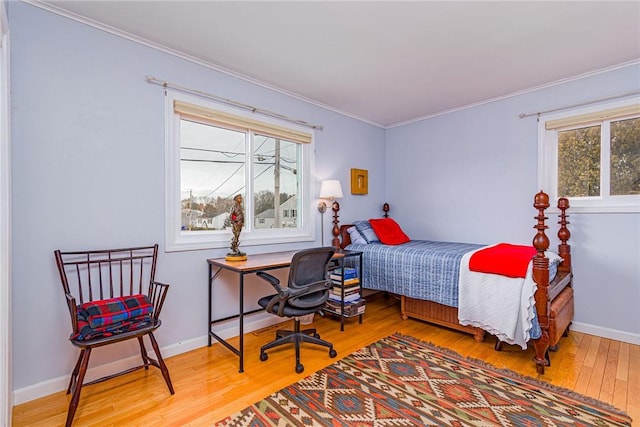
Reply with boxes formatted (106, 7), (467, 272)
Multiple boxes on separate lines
(165, 91), (315, 251)
(538, 97), (640, 213)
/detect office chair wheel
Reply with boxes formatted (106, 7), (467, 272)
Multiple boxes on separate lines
(329, 349), (337, 358)
(296, 363), (304, 374)
(260, 352), (268, 362)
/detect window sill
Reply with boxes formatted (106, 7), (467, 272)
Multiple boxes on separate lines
(547, 201), (640, 214)
(165, 230), (315, 252)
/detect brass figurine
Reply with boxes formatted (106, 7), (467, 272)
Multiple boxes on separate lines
(225, 194), (247, 261)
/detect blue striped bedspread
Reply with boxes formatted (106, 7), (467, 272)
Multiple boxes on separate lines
(346, 240), (484, 307)
(345, 240), (543, 340)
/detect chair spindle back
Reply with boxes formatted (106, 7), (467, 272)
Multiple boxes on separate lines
(55, 244), (158, 304)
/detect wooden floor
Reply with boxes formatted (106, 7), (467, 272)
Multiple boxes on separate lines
(13, 293), (639, 426)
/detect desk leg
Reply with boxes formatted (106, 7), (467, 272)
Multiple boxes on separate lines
(208, 263), (212, 347)
(358, 254), (364, 324)
(238, 272), (244, 373)
(340, 258), (345, 331)
(340, 297), (345, 332)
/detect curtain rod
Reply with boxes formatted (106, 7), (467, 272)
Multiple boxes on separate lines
(518, 89), (640, 119)
(145, 75), (324, 131)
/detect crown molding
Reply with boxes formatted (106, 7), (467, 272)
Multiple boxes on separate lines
(24, 0), (384, 129)
(388, 59), (640, 129)
(21, 1), (640, 130)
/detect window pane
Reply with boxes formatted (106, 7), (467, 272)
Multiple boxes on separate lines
(180, 119), (245, 231)
(610, 117), (640, 196)
(557, 125), (601, 197)
(253, 135), (300, 229)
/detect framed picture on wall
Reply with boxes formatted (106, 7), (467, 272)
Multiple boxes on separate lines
(350, 168), (368, 195)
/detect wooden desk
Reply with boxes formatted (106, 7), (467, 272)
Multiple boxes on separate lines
(207, 250), (345, 373)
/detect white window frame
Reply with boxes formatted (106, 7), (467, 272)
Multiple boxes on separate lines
(538, 97), (640, 213)
(165, 90), (315, 252)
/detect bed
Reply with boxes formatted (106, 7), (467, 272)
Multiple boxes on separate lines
(337, 191), (574, 374)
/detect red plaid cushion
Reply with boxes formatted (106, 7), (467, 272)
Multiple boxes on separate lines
(79, 294), (153, 329)
(72, 315), (151, 341)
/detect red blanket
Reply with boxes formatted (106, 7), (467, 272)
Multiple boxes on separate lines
(469, 243), (537, 278)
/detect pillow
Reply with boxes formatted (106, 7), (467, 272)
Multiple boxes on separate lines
(546, 251), (564, 282)
(347, 226), (368, 245)
(78, 294), (153, 329)
(368, 218), (411, 245)
(353, 220), (380, 244)
(545, 251), (563, 266)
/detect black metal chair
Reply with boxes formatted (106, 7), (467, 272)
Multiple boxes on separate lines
(256, 247), (338, 373)
(54, 244), (174, 426)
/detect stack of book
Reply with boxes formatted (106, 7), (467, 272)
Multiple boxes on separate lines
(324, 267), (365, 317)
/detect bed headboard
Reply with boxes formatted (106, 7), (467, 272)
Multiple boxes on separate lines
(338, 225), (353, 250)
(338, 203), (390, 250)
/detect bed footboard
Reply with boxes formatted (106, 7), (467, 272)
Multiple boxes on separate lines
(531, 192), (573, 374)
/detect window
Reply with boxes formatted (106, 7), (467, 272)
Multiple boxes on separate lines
(165, 91), (315, 251)
(538, 98), (640, 213)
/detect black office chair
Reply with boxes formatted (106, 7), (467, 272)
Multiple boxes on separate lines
(256, 247), (338, 373)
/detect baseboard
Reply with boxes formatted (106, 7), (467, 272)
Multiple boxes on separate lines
(12, 311), (283, 405)
(570, 321), (640, 345)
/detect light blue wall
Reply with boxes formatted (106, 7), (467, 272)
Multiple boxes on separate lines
(386, 63), (640, 340)
(9, 0), (640, 397)
(8, 2), (385, 391)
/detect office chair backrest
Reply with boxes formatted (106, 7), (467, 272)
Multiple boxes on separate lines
(288, 247), (335, 290)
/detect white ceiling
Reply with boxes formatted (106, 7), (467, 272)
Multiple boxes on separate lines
(33, 1), (640, 128)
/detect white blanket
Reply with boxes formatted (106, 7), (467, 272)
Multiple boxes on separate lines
(457, 247), (559, 349)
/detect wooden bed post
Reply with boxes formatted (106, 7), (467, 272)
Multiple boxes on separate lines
(331, 201), (341, 251)
(532, 191), (551, 374)
(382, 203), (390, 218)
(557, 197), (571, 272)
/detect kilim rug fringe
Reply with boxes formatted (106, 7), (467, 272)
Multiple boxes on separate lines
(216, 333), (632, 427)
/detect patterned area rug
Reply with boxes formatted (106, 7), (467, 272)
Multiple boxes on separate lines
(215, 333), (632, 426)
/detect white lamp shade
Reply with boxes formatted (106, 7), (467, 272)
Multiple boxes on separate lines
(319, 180), (344, 199)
